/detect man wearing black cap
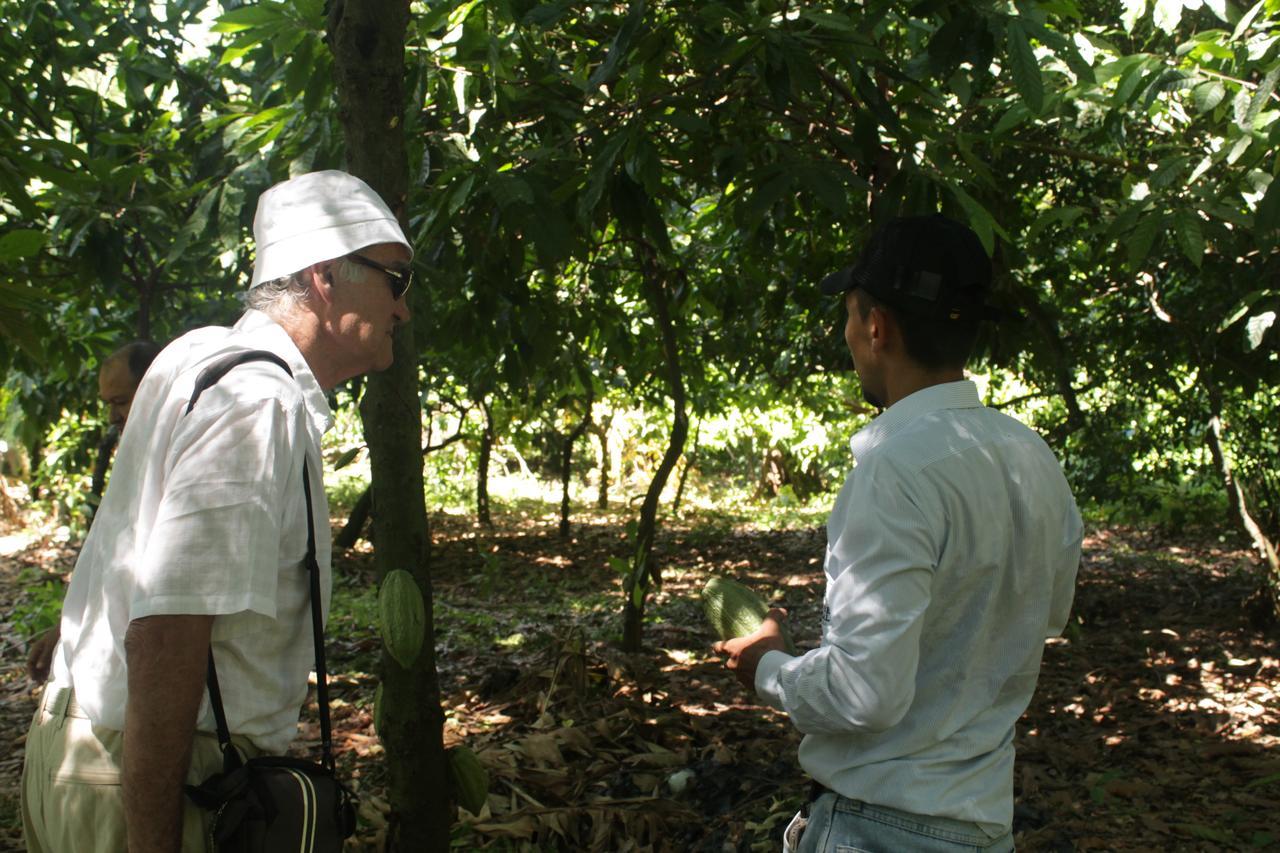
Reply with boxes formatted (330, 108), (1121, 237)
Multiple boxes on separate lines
(715, 214), (1082, 851)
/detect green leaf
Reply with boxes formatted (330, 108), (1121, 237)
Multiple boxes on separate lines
(1256, 176), (1280, 236)
(1231, 0), (1264, 40)
(1114, 63), (1151, 106)
(1149, 155), (1191, 188)
(212, 4), (287, 33)
(1217, 288), (1273, 332)
(1193, 80), (1227, 113)
(1245, 311), (1276, 350)
(1005, 19), (1044, 114)
(798, 9), (864, 35)
(0, 279), (50, 310)
(1120, 0), (1147, 33)
(1203, 0), (1230, 22)
(587, 0), (647, 92)
(948, 184), (1000, 256)
(219, 37), (262, 67)
(640, 193), (673, 256)
(446, 174), (477, 217)
(163, 186), (221, 267)
(489, 172), (535, 209)
(993, 102), (1033, 135)
(0, 308), (44, 359)
(1232, 88), (1253, 128)
(525, 203), (575, 265)
(1054, 38), (1096, 85)
(1173, 209), (1204, 266)
(740, 171), (792, 233)
(283, 33), (316, 96)
(1152, 0), (1184, 33)
(524, 1), (572, 27)
(1142, 69), (1199, 109)
(0, 230), (47, 261)
(623, 135), (662, 194)
(1027, 206), (1087, 242)
(1225, 133), (1252, 165)
(332, 447), (362, 470)
(578, 132), (630, 221)
(1187, 154), (1214, 185)
(799, 164), (850, 216)
(1245, 65), (1280, 128)
(1127, 210), (1163, 271)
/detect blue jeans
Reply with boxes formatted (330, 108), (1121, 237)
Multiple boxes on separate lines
(785, 792), (1015, 853)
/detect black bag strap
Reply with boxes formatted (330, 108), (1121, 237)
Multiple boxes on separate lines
(185, 349), (337, 774)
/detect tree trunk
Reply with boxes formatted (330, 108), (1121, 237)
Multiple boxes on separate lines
(593, 413), (612, 509)
(1204, 380), (1280, 615)
(477, 397), (493, 527)
(671, 419), (699, 516)
(330, 3), (452, 850)
(559, 393), (593, 539)
(1014, 290), (1084, 439)
(622, 259), (688, 652)
(334, 485), (372, 550)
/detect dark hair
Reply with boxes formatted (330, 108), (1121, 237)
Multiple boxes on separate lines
(853, 288), (981, 370)
(116, 340), (163, 381)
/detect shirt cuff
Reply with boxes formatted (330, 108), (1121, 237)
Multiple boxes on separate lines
(754, 649), (794, 711)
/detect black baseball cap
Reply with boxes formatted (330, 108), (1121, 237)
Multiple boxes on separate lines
(821, 214), (1001, 322)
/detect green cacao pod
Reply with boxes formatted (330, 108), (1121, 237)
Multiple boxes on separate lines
(701, 576), (797, 654)
(448, 745), (489, 815)
(378, 569), (425, 668)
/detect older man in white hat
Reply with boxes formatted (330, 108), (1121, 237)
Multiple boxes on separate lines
(21, 170), (412, 853)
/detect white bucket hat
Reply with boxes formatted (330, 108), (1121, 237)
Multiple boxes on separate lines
(249, 170), (413, 287)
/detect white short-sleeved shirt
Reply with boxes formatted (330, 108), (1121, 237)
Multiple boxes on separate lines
(755, 380), (1082, 833)
(50, 310), (333, 754)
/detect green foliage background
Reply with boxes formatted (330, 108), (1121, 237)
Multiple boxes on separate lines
(1, 0), (1277, 587)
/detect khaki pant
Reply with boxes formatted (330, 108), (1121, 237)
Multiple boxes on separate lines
(21, 686), (259, 853)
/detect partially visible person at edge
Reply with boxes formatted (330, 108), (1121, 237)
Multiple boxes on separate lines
(714, 214), (1083, 852)
(21, 169), (414, 853)
(24, 339), (164, 684)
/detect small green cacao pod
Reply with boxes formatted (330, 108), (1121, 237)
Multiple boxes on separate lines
(373, 683), (384, 738)
(378, 569), (425, 668)
(448, 745), (489, 815)
(701, 576), (796, 654)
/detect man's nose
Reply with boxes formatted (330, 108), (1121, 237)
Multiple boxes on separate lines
(392, 294), (410, 324)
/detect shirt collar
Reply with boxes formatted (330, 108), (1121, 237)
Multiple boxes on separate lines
(849, 379), (982, 459)
(233, 309), (334, 438)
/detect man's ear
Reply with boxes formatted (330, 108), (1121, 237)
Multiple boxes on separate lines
(307, 262), (336, 305)
(867, 304), (889, 351)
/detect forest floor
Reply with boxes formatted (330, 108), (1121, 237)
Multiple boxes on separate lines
(1, 498), (1278, 852)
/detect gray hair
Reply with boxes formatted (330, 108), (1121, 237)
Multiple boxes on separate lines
(244, 257), (371, 318)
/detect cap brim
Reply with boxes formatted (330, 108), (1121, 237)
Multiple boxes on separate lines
(820, 266), (855, 295)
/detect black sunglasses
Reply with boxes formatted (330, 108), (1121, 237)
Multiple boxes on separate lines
(347, 254), (413, 300)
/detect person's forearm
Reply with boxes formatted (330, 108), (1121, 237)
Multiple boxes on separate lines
(123, 614), (214, 853)
(26, 623), (60, 683)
